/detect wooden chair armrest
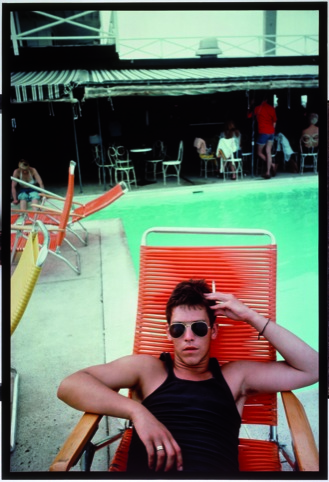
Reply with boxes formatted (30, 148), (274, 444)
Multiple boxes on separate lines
(49, 413), (103, 471)
(281, 391), (319, 471)
(33, 203), (66, 212)
(11, 209), (33, 214)
(40, 193), (65, 201)
(30, 205), (84, 217)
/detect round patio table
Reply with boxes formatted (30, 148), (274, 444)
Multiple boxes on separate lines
(130, 148), (155, 185)
(130, 148), (152, 153)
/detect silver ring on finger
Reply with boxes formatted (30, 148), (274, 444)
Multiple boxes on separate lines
(156, 445), (164, 451)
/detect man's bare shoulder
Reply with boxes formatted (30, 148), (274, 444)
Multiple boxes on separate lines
(116, 353), (163, 365)
(123, 354), (166, 381)
(81, 354), (165, 394)
(101, 354), (163, 373)
(103, 354), (167, 400)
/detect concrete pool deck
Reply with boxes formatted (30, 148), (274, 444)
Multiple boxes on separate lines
(9, 173), (320, 473)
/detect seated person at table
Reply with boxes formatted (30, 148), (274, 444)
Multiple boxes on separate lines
(57, 279), (318, 474)
(216, 120), (241, 179)
(301, 113), (319, 148)
(194, 137), (218, 172)
(12, 159), (44, 210)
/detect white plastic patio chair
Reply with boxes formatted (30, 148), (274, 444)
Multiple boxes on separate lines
(108, 146), (137, 190)
(299, 134), (318, 174)
(145, 140), (167, 181)
(92, 144), (115, 186)
(162, 140), (184, 185)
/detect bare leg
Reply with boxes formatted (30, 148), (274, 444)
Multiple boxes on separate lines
(230, 163), (236, 179)
(257, 144), (266, 162)
(31, 200), (40, 212)
(265, 142), (273, 176)
(20, 200), (27, 210)
(257, 144), (267, 175)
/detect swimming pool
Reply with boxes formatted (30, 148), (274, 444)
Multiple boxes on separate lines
(88, 177), (318, 351)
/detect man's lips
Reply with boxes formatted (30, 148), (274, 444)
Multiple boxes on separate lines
(183, 346), (198, 351)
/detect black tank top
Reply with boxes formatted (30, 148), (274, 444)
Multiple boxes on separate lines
(126, 352), (241, 474)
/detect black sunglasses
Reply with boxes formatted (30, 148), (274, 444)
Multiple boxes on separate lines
(169, 321), (211, 339)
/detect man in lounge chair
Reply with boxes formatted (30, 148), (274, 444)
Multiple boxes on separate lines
(57, 279), (318, 473)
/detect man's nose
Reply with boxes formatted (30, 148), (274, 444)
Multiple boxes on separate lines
(183, 325), (194, 339)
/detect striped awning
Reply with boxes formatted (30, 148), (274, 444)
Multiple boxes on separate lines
(10, 70), (86, 103)
(11, 65), (318, 102)
(84, 65), (319, 97)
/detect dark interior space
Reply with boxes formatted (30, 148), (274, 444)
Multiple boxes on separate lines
(8, 87), (320, 188)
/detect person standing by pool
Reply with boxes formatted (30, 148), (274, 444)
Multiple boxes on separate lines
(249, 94), (277, 179)
(57, 279), (318, 473)
(12, 159), (44, 210)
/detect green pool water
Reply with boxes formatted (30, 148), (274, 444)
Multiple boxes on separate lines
(88, 178), (318, 352)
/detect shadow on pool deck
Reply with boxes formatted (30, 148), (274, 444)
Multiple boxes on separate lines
(9, 211), (319, 473)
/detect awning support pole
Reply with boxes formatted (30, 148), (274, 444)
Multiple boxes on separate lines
(96, 99), (107, 191)
(247, 89), (255, 178)
(251, 113), (255, 178)
(71, 104), (83, 193)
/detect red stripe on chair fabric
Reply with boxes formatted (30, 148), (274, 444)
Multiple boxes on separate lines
(71, 183), (124, 221)
(56, 166), (75, 247)
(109, 428), (133, 472)
(108, 431), (281, 472)
(238, 438), (282, 471)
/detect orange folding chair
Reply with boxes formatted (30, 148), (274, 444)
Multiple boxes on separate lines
(63, 181), (127, 245)
(12, 181), (127, 246)
(11, 161), (81, 274)
(50, 227), (318, 472)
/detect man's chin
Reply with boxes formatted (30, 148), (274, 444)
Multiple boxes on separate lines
(180, 350), (203, 364)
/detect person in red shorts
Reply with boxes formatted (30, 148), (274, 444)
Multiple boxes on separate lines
(249, 94), (277, 179)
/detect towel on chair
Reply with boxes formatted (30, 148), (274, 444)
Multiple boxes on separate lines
(194, 138), (207, 155)
(216, 137), (238, 173)
(276, 133), (294, 162)
(216, 137), (237, 159)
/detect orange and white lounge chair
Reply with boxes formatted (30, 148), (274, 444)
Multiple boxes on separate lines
(63, 181), (127, 245)
(12, 180), (127, 246)
(11, 161), (81, 274)
(50, 227), (319, 472)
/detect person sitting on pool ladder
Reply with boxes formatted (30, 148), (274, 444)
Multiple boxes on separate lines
(12, 159), (44, 210)
(57, 279), (318, 473)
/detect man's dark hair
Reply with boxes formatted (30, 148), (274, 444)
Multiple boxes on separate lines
(166, 279), (216, 326)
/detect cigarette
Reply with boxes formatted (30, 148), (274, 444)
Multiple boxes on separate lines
(212, 280), (222, 304)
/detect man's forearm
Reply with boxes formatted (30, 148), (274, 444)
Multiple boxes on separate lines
(206, 291), (318, 384)
(245, 310), (318, 382)
(58, 371), (145, 421)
